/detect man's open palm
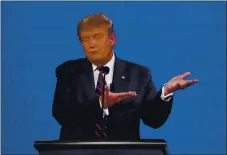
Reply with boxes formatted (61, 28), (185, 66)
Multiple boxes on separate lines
(101, 86), (137, 109)
(164, 72), (199, 95)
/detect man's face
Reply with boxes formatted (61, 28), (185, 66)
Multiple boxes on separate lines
(80, 26), (113, 65)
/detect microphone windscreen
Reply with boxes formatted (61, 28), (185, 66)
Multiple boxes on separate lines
(103, 66), (110, 75)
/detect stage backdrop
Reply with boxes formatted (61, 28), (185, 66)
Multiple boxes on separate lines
(2, 1), (226, 154)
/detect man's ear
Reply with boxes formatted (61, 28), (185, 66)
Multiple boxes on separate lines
(109, 34), (116, 47)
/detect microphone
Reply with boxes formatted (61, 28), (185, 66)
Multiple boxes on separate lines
(99, 66), (109, 75)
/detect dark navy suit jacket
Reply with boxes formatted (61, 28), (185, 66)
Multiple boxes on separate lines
(52, 56), (173, 140)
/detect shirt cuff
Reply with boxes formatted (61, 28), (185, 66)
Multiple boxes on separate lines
(161, 83), (174, 102)
(103, 108), (109, 116)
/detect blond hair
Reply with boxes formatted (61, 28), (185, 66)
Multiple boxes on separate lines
(77, 13), (114, 41)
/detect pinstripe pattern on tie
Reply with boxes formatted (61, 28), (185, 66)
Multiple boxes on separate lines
(95, 70), (106, 97)
(95, 67), (108, 138)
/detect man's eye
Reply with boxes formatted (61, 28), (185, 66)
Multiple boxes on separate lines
(82, 38), (89, 42)
(95, 35), (102, 39)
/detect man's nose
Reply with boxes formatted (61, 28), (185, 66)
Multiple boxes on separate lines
(88, 38), (96, 48)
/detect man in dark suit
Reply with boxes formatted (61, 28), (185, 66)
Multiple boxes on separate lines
(52, 13), (198, 140)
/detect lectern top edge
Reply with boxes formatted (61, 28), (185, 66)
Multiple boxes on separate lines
(35, 141), (166, 145)
(34, 139), (167, 152)
(34, 139), (168, 155)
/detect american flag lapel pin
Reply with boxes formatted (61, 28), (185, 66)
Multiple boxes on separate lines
(121, 76), (125, 79)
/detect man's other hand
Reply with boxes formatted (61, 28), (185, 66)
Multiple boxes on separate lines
(164, 72), (199, 95)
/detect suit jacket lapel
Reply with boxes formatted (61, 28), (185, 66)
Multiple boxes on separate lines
(109, 56), (133, 116)
(111, 57), (130, 93)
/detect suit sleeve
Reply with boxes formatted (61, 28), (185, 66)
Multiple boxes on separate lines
(52, 75), (83, 128)
(52, 68), (100, 128)
(141, 69), (173, 128)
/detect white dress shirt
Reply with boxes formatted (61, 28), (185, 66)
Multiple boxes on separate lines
(92, 53), (174, 116)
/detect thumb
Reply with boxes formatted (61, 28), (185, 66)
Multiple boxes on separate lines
(104, 85), (109, 97)
(103, 85), (109, 107)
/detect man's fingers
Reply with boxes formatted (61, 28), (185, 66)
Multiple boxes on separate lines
(108, 91), (137, 104)
(116, 96), (129, 103)
(114, 91), (137, 97)
(179, 72), (191, 79)
(121, 94), (135, 100)
(114, 91), (137, 103)
(127, 91), (137, 96)
(186, 79), (199, 86)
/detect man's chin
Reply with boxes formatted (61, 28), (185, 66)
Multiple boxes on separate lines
(88, 57), (104, 64)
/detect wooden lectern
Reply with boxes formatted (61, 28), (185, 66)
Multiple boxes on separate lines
(34, 139), (169, 155)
